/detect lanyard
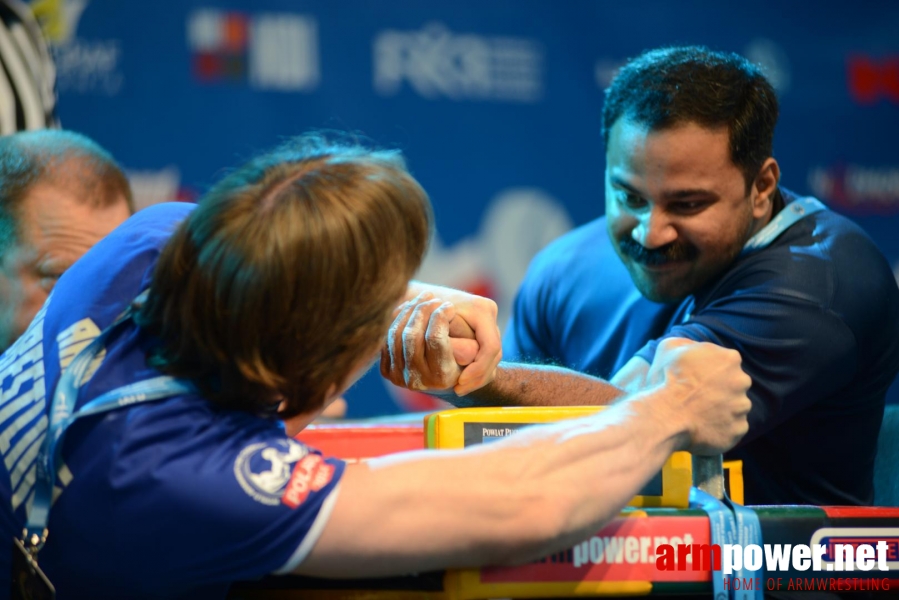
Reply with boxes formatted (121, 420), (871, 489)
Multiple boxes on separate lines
(690, 488), (735, 600)
(23, 298), (195, 552)
(724, 497), (764, 600)
(689, 490), (764, 600)
(740, 196), (826, 256)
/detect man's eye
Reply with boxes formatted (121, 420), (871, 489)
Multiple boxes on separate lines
(671, 201), (707, 214)
(620, 192), (647, 209)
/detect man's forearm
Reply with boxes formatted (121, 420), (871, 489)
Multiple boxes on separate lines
(299, 385), (690, 577)
(447, 362), (625, 407)
(302, 339), (751, 577)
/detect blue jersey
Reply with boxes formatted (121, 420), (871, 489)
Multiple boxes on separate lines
(0, 203), (345, 598)
(506, 190), (899, 506)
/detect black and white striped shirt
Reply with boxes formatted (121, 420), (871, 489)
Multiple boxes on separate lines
(0, 0), (56, 134)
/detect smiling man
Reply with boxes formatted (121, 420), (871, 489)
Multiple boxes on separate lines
(605, 119), (777, 305)
(0, 130), (134, 352)
(386, 46), (899, 506)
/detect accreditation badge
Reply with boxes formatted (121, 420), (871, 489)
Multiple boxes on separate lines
(11, 538), (55, 600)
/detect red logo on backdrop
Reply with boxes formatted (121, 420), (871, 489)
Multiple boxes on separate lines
(176, 187), (198, 203)
(282, 454), (334, 508)
(848, 55), (899, 105)
(189, 11), (249, 82)
(808, 164), (899, 215)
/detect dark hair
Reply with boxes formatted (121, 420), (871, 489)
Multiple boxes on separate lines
(137, 134), (433, 419)
(0, 129), (134, 254)
(602, 46), (779, 190)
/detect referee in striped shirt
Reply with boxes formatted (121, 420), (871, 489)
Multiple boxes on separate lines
(0, 0), (56, 134)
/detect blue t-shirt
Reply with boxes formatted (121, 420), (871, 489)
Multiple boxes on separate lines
(506, 191), (899, 506)
(0, 203), (345, 598)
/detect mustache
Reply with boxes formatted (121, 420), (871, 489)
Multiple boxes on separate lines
(618, 238), (698, 266)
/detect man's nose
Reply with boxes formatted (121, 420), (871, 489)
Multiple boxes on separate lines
(631, 209), (677, 249)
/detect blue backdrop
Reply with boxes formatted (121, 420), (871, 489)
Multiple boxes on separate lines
(40, 0), (899, 415)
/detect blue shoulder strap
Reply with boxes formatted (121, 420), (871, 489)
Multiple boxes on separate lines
(681, 196), (827, 323)
(24, 296), (195, 553)
(740, 196), (826, 256)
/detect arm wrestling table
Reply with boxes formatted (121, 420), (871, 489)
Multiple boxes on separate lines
(228, 409), (899, 599)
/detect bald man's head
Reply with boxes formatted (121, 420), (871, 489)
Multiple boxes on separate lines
(0, 130), (134, 350)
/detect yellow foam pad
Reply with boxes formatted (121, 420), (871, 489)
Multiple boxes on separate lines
(425, 406), (692, 508)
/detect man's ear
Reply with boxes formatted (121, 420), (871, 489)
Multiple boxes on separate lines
(752, 158), (780, 219)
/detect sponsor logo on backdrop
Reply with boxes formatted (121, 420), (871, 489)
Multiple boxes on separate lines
(374, 22), (544, 102)
(33, 0), (123, 95)
(744, 38), (790, 93)
(126, 166), (196, 210)
(385, 187), (572, 410)
(187, 9), (319, 91)
(848, 55), (899, 105)
(809, 164), (899, 215)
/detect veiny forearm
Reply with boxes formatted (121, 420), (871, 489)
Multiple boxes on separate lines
(451, 362), (625, 407)
(504, 392), (687, 561)
(300, 384), (688, 577)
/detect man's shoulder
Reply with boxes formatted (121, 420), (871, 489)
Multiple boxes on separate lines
(712, 193), (899, 342)
(55, 398), (344, 592)
(780, 196), (894, 290)
(733, 193), (892, 288)
(116, 201), (196, 240)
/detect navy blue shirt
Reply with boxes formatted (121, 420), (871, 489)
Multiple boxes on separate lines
(0, 203), (345, 598)
(506, 191), (899, 506)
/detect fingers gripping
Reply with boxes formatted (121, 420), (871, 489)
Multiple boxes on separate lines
(382, 293), (463, 392)
(384, 294), (428, 387)
(402, 299), (443, 389)
(425, 302), (463, 387)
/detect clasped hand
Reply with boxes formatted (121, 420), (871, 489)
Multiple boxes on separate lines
(380, 289), (501, 396)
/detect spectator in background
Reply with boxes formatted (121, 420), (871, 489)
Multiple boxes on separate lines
(0, 129), (133, 352)
(0, 0), (57, 135)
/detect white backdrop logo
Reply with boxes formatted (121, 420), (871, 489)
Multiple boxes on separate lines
(187, 9), (319, 91)
(374, 22), (544, 102)
(127, 166), (182, 210)
(34, 0), (123, 95)
(744, 38), (791, 93)
(249, 14), (318, 91)
(234, 439), (308, 505)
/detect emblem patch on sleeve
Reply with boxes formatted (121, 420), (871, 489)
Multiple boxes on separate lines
(282, 453), (335, 508)
(234, 439), (308, 505)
